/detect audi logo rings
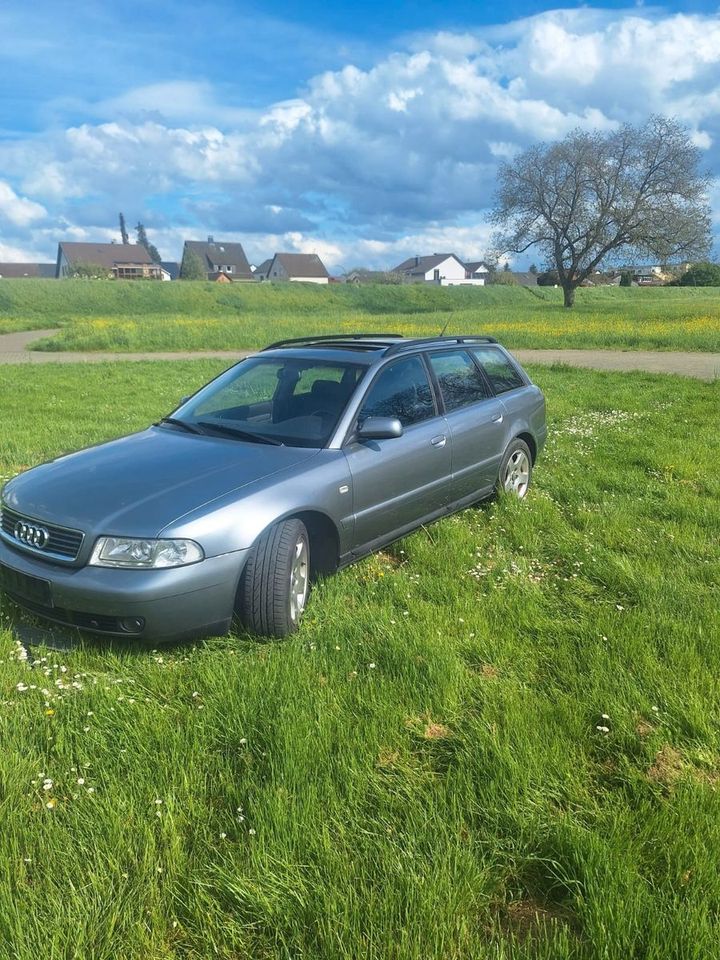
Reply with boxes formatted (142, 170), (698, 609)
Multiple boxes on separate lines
(13, 521), (50, 549)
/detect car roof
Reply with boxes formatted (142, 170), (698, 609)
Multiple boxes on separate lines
(260, 333), (501, 364)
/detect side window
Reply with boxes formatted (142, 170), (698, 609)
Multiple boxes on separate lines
(471, 347), (525, 394)
(358, 356), (435, 427)
(428, 350), (491, 411)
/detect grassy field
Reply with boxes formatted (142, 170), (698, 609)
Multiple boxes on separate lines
(0, 280), (719, 352)
(1, 359), (719, 959)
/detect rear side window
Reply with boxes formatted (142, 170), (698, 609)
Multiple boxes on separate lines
(358, 356), (435, 427)
(471, 347), (525, 394)
(428, 350), (491, 411)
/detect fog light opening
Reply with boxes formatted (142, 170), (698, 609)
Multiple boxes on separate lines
(119, 617), (145, 635)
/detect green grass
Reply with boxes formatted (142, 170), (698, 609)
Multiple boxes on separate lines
(1, 360), (719, 958)
(0, 280), (719, 352)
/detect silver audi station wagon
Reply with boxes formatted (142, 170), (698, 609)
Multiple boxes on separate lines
(0, 334), (546, 640)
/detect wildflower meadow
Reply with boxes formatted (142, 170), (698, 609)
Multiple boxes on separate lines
(0, 280), (718, 353)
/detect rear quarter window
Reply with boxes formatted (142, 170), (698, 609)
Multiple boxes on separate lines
(471, 347), (525, 394)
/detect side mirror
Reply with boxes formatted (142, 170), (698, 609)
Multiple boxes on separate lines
(179, 395), (191, 405)
(357, 417), (403, 440)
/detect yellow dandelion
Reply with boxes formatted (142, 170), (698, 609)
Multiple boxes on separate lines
(45, 709), (55, 716)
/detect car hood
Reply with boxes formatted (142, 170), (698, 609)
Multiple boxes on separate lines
(2, 427), (319, 537)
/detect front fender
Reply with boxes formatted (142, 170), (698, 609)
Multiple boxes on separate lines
(159, 450), (353, 558)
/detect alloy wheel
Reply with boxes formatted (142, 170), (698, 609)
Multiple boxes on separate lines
(503, 449), (530, 498)
(289, 536), (309, 622)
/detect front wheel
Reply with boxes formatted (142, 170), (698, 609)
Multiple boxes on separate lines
(497, 438), (532, 499)
(237, 518), (310, 637)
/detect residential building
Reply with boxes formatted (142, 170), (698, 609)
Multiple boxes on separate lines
(56, 242), (162, 279)
(613, 263), (690, 284)
(345, 269), (400, 284)
(181, 237), (253, 281)
(160, 261), (180, 281)
(509, 271), (539, 287)
(464, 260), (492, 280)
(264, 253), (329, 283)
(252, 259), (273, 280)
(390, 253), (485, 285)
(0, 263), (55, 278)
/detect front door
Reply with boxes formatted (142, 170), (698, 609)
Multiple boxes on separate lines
(344, 355), (451, 550)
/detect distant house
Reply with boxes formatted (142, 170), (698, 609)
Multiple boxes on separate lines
(160, 261), (180, 281)
(181, 237), (253, 281)
(509, 271), (539, 287)
(390, 253), (484, 285)
(613, 263), (689, 285)
(345, 269), (399, 284)
(56, 242), (162, 279)
(631, 267), (665, 285)
(264, 253), (329, 284)
(0, 263), (55, 278)
(464, 260), (492, 281)
(252, 258), (273, 281)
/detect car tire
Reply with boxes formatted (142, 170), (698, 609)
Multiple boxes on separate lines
(497, 438), (533, 500)
(238, 518), (310, 637)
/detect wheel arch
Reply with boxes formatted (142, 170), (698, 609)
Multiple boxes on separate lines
(514, 431), (537, 464)
(242, 508), (340, 582)
(292, 510), (340, 579)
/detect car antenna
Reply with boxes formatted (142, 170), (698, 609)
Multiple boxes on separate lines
(438, 315), (452, 337)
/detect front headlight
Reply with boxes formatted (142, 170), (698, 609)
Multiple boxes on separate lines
(89, 537), (204, 569)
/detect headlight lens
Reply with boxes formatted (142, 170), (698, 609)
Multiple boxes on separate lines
(89, 537), (204, 568)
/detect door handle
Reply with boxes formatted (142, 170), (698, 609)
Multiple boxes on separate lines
(491, 413), (503, 423)
(430, 435), (447, 447)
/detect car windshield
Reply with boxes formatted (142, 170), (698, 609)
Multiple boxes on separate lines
(167, 356), (366, 448)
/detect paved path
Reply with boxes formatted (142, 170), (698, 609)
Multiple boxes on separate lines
(513, 348), (720, 380)
(1, 329), (718, 379)
(0, 330), (251, 364)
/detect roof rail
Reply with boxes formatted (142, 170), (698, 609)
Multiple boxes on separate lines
(263, 333), (404, 350)
(383, 335), (498, 356)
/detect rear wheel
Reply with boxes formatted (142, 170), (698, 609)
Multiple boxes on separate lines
(497, 438), (532, 500)
(238, 518), (310, 637)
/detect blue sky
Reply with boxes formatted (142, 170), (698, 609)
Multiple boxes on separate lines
(0, 1), (719, 268)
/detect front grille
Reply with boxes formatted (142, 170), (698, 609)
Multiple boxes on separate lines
(0, 507), (84, 561)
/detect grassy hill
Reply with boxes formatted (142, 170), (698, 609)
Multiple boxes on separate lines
(0, 280), (718, 352)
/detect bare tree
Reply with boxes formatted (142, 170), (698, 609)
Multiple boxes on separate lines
(491, 116), (712, 307)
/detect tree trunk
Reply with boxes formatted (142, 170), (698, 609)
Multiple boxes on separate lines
(562, 283), (576, 308)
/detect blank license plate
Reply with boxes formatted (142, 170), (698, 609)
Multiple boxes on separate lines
(0, 563), (53, 606)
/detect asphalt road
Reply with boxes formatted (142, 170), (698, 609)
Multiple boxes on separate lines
(1, 329), (719, 379)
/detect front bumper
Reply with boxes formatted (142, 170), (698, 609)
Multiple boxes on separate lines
(0, 538), (248, 641)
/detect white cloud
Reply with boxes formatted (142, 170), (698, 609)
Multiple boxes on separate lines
(0, 240), (42, 260)
(488, 141), (520, 160)
(97, 81), (256, 127)
(526, 20), (603, 84)
(0, 8), (719, 267)
(350, 222), (496, 268)
(0, 180), (46, 226)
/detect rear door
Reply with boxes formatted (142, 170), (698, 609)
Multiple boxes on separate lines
(426, 349), (508, 500)
(470, 344), (546, 453)
(343, 355), (451, 549)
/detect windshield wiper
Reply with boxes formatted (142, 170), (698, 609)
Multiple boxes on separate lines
(156, 417), (205, 435)
(197, 421), (283, 445)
